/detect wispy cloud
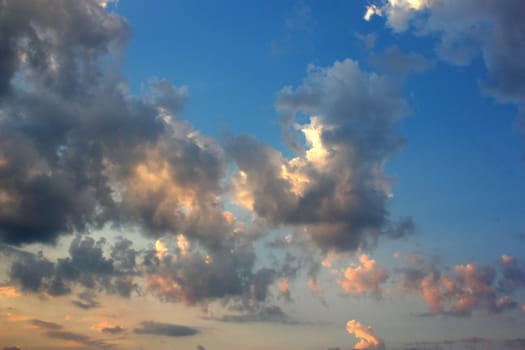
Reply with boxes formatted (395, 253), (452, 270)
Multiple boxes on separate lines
(133, 321), (198, 337)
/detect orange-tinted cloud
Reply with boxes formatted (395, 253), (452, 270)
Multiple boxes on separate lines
(0, 286), (20, 297)
(338, 254), (388, 298)
(399, 255), (525, 316)
(346, 320), (385, 350)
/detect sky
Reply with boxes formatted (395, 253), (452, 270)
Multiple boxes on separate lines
(0, 0), (525, 349)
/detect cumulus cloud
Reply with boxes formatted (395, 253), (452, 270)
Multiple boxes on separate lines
(143, 241), (273, 305)
(338, 254), (389, 298)
(5, 231), (286, 311)
(365, 0), (525, 142)
(133, 321), (198, 337)
(0, 0), (414, 318)
(8, 236), (137, 298)
(229, 58), (407, 252)
(346, 320), (385, 350)
(398, 255), (525, 316)
(0, 0), (235, 251)
(8, 253), (56, 294)
(0, 0), (130, 245)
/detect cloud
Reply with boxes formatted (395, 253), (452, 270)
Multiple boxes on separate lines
(364, 0), (430, 32)
(44, 330), (113, 349)
(5, 231), (285, 311)
(0, 0), (130, 245)
(338, 254), (389, 298)
(499, 255), (525, 292)
(0, 286), (19, 297)
(278, 278), (292, 301)
(365, 0), (525, 142)
(398, 255), (525, 316)
(4, 312), (29, 323)
(3, 347), (21, 350)
(143, 244), (264, 305)
(354, 32), (377, 51)
(29, 319), (63, 330)
(101, 326), (126, 335)
(384, 217), (415, 240)
(229, 58), (407, 252)
(8, 236), (139, 298)
(368, 45), (433, 78)
(0, 0), (235, 251)
(0, 0), (293, 314)
(72, 290), (100, 310)
(92, 321), (126, 335)
(346, 320), (385, 350)
(110, 237), (137, 272)
(8, 253), (56, 294)
(133, 321), (198, 337)
(217, 305), (298, 325)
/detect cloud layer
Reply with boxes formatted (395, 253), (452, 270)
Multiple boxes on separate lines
(229, 58), (408, 252)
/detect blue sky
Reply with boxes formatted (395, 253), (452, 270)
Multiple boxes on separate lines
(1, 1), (524, 350)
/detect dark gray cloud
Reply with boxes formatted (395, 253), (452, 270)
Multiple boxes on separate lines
(9, 253), (55, 293)
(6, 232), (283, 310)
(143, 242), (278, 306)
(368, 45), (433, 78)
(0, 0), (233, 250)
(133, 321), (198, 337)
(55, 236), (114, 290)
(0, 0), (128, 97)
(72, 290), (100, 310)
(29, 319), (63, 330)
(101, 326), (126, 335)
(0, 0), (284, 317)
(229, 58), (408, 252)
(0, 0), (132, 245)
(44, 330), (113, 349)
(197, 345), (206, 350)
(3, 347), (21, 350)
(384, 217), (415, 240)
(8, 236), (137, 298)
(110, 237), (137, 272)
